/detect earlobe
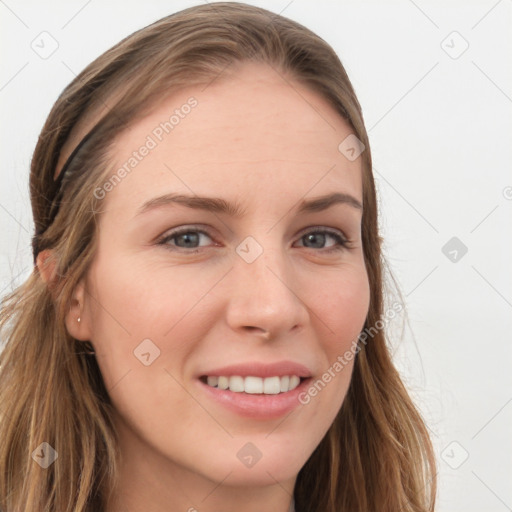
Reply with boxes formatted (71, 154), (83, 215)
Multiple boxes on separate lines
(65, 282), (91, 341)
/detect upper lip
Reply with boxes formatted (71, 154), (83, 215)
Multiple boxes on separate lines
(199, 361), (313, 379)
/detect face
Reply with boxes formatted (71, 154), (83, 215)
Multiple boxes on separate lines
(72, 62), (370, 502)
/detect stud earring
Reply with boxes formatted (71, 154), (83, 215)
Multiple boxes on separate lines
(77, 317), (81, 323)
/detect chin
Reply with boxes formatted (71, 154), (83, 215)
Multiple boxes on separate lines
(198, 443), (308, 487)
(217, 462), (300, 487)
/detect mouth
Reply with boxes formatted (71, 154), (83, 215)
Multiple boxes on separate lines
(197, 374), (312, 419)
(199, 374), (306, 394)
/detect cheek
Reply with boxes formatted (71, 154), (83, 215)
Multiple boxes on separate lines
(85, 249), (224, 388)
(312, 266), (370, 350)
(310, 267), (369, 396)
(88, 249), (216, 337)
(286, 266), (369, 467)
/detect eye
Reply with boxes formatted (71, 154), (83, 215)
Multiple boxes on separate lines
(294, 228), (349, 253)
(156, 226), (350, 254)
(157, 227), (214, 252)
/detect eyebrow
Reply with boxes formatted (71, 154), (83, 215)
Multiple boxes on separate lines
(137, 191), (363, 217)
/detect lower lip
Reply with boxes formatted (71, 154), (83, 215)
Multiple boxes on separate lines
(197, 378), (311, 419)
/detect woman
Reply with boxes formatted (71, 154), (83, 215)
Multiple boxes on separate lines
(0, 3), (437, 511)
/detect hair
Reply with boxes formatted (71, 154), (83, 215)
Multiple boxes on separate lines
(0, 3), (437, 511)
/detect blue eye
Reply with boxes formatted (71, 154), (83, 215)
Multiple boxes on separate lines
(158, 228), (213, 252)
(157, 226), (349, 253)
(295, 229), (349, 252)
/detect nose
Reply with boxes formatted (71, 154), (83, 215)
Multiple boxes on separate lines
(225, 243), (309, 341)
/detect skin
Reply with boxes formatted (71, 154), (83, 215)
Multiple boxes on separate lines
(63, 62), (370, 512)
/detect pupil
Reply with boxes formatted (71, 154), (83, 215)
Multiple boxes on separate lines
(305, 233), (325, 248)
(178, 233), (199, 247)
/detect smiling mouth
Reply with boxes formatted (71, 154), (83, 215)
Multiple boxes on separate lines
(199, 375), (307, 394)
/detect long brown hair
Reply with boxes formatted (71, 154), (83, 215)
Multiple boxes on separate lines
(0, 3), (436, 510)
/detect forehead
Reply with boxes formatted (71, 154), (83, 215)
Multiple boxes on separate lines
(104, 62), (363, 210)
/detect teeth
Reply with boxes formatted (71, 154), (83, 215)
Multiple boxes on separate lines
(244, 376), (263, 394)
(218, 376), (229, 390)
(205, 375), (303, 394)
(263, 376), (280, 394)
(229, 376), (244, 392)
(289, 375), (300, 390)
(207, 376), (219, 387)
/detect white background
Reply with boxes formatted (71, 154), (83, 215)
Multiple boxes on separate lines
(1, 1), (511, 510)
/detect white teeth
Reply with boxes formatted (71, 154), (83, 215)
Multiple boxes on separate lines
(218, 376), (229, 390)
(229, 376), (244, 392)
(263, 376), (281, 394)
(244, 376), (263, 394)
(204, 375), (303, 394)
(207, 376), (218, 387)
(289, 375), (300, 391)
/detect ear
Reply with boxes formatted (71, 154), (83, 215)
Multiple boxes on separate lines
(37, 250), (92, 341)
(36, 249), (57, 285)
(64, 279), (92, 341)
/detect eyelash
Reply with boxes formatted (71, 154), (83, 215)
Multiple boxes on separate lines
(156, 225), (350, 254)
